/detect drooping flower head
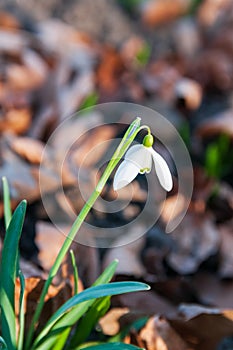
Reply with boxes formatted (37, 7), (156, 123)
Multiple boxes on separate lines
(113, 133), (173, 192)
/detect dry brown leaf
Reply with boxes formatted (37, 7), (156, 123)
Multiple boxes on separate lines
(167, 212), (220, 274)
(219, 222), (233, 278)
(151, 277), (200, 305)
(192, 50), (233, 90)
(138, 316), (190, 350)
(198, 0), (231, 27)
(196, 109), (233, 139)
(172, 18), (201, 57)
(169, 304), (233, 350)
(6, 65), (34, 90)
(0, 11), (20, 30)
(69, 125), (116, 168)
(36, 221), (100, 286)
(103, 230), (146, 277)
(38, 19), (93, 53)
(192, 272), (233, 308)
(0, 108), (31, 134)
(142, 61), (180, 102)
(35, 221), (67, 272)
(99, 307), (130, 336)
(142, 0), (191, 26)
(113, 289), (176, 317)
(0, 30), (25, 54)
(213, 27), (233, 57)
(10, 137), (45, 164)
(97, 47), (124, 93)
(15, 276), (72, 336)
(174, 78), (203, 110)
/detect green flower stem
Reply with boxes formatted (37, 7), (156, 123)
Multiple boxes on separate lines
(70, 250), (79, 295)
(2, 176), (12, 229)
(25, 117), (142, 349)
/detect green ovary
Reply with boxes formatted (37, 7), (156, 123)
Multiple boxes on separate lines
(139, 167), (151, 174)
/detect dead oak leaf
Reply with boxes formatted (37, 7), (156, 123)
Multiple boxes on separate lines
(10, 136), (45, 165)
(167, 212), (220, 274)
(132, 316), (190, 350)
(219, 222), (233, 278)
(15, 276), (72, 336)
(196, 108), (233, 139)
(192, 272), (233, 308)
(99, 307), (130, 336)
(169, 304), (233, 350)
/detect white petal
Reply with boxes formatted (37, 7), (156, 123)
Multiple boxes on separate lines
(125, 144), (152, 173)
(149, 148), (173, 191)
(113, 160), (140, 191)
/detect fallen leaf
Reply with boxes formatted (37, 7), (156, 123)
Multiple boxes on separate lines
(174, 78), (203, 110)
(113, 289), (176, 317)
(196, 109), (233, 139)
(138, 316), (190, 350)
(0, 11), (20, 30)
(169, 303), (233, 350)
(167, 212), (220, 274)
(103, 230), (146, 278)
(0, 108), (31, 134)
(0, 29), (25, 54)
(142, 0), (192, 27)
(198, 0), (231, 27)
(10, 136), (45, 164)
(36, 221), (100, 286)
(192, 272), (233, 308)
(99, 307), (130, 336)
(97, 46), (124, 93)
(15, 276), (72, 336)
(219, 222), (233, 278)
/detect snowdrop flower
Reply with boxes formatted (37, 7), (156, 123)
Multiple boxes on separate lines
(113, 134), (173, 191)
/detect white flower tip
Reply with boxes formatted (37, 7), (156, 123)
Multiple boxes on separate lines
(163, 177), (173, 192)
(113, 160), (140, 191)
(113, 180), (128, 191)
(149, 148), (173, 192)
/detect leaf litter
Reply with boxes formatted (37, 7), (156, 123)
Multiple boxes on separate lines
(0, 0), (233, 349)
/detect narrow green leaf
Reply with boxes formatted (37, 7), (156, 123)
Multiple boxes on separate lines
(79, 92), (99, 111)
(51, 282), (149, 320)
(17, 271), (25, 350)
(0, 336), (8, 349)
(51, 328), (70, 350)
(69, 297), (111, 347)
(136, 42), (151, 66)
(33, 282), (149, 348)
(0, 200), (27, 350)
(37, 299), (102, 348)
(70, 250), (79, 295)
(79, 342), (144, 350)
(2, 177), (12, 229)
(32, 328), (70, 350)
(92, 259), (118, 286)
(205, 143), (219, 178)
(32, 260), (119, 350)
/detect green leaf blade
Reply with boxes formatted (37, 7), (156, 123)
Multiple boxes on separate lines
(0, 200), (27, 350)
(78, 342), (144, 350)
(17, 271), (26, 350)
(32, 260), (119, 350)
(69, 296), (111, 347)
(48, 282), (149, 329)
(2, 177), (12, 229)
(33, 281), (149, 348)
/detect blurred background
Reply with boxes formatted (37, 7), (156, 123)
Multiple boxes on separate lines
(0, 0), (233, 349)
